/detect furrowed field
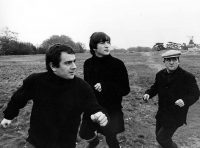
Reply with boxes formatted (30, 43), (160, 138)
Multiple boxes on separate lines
(0, 51), (200, 148)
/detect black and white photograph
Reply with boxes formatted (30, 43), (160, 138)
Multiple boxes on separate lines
(0, 0), (200, 147)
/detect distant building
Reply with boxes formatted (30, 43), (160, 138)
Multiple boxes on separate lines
(187, 36), (200, 51)
(152, 43), (165, 51)
(166, 42), (182, 50)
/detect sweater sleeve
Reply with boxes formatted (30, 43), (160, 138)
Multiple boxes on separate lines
(100, 62), (130, 97)
(3, 74), (35, 120)
(83, 82), (104, 115)
(183, 74), (200, 107)
(145, 73), (159, 99)
(83, 61), (93, 85)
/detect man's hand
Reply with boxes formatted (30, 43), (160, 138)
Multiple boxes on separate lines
(175, 99), (185, 107)
(94, 83), (102, 92)
(143, 94), (150, 102)
(91, 112), (108, 127)
(1, 118), (12, 128)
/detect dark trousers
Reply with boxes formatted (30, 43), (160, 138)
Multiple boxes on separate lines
(156, 120), (179, 148)
(83, 128), (120, 148)
(101, 128), (120, 148)
(79, 110), (124, 148)
(24, 142), (36, 148)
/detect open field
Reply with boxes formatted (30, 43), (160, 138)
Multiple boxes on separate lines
(0, 51), (200, 148)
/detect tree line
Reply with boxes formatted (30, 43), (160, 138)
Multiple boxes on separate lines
(0, 27), (153, 55)
(0, 27), (86, 55)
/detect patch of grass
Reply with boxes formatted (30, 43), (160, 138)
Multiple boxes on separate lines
(0, 51), (200, 147)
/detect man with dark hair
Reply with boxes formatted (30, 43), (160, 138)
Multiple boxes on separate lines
(143, 50), (200, 148)
(0, 44), (108, 148)
(79, 32), (130, 148)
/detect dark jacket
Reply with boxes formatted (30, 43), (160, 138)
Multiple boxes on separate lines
(145, 67), (200, 127)
(84, 55), (130, 110)
(3, 72), (102, 148)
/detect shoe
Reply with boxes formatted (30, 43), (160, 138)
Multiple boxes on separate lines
(86, 137), (100, 148)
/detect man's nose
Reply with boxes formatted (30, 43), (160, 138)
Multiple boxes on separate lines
(104, 42), (110, 47)
(71, 62), (76, 69)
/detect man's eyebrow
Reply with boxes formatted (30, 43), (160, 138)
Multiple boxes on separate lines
(64, 59), (76, 63)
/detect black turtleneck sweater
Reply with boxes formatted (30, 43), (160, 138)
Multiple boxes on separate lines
(3, 72), (102, 148)
(83, 55), (130, 110)
(145, 66), (200, 127)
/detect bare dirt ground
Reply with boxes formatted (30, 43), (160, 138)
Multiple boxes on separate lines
(0, 51), (200, 148)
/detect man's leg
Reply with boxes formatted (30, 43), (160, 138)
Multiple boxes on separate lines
(60, 133), (77, 148)
(155, 120), (163, 148)
(86, 132), (100, 148)
(155, 120), (162, 137)
(100, 118), (120, 148)
(101, 110), (123, 148)
(79, 114), (99, 148)
(156, 124), (179, 148)
(23, 142), (35, 148)
(104, 133), (120, 148)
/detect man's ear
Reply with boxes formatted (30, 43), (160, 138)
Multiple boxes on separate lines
(50, 62), (56, 72)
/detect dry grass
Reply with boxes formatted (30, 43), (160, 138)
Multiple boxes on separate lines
(0, 51), (200, 148)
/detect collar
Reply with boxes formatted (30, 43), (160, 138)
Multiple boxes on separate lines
(92, 54), (112, 61)
(164, 66), (181, 75)
(47, 71), (74, 84)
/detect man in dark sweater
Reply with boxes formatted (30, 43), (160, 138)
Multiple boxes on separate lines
(79, 32), (130, 148)
(0, 44), (108, 148)
(143, 49), (200, 148)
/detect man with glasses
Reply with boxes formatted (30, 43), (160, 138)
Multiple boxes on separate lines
(143, 49), (200, 148)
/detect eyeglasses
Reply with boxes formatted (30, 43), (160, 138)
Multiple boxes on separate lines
(164, 57), (178, 62)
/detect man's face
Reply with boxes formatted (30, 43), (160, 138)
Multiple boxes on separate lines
(52, 52), (76, 79)
(94, 41), (111, 57)
(164, 57), (180, 72)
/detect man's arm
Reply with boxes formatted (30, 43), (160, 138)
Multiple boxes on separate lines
(143, 73), (159, 101)
(91, 111), (108, 126)
(1, 75), (35, 127)
(99, 62), (130, 97)
(182, 75), (200, 107)
(83, 81), (108, 126)
(168, 74), (199, 111)
(83, 60), (94, 86)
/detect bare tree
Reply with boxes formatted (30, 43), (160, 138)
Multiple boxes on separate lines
(0, 27), (18, 55)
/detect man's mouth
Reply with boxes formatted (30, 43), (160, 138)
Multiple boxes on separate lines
(69, 72), (75, 75)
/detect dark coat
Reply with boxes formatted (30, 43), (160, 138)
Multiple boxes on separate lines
(80, 55), (130, 134)
(84, 54), (130, 110)
(3, 72), (102, 148)
(145, 67), (200, 127)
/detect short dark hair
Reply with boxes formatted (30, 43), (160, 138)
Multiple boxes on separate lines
(45, 44), (75, 72)
(89, 32), (111, 55)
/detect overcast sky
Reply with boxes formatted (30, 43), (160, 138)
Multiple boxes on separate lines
(0, 0), (200, 49)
